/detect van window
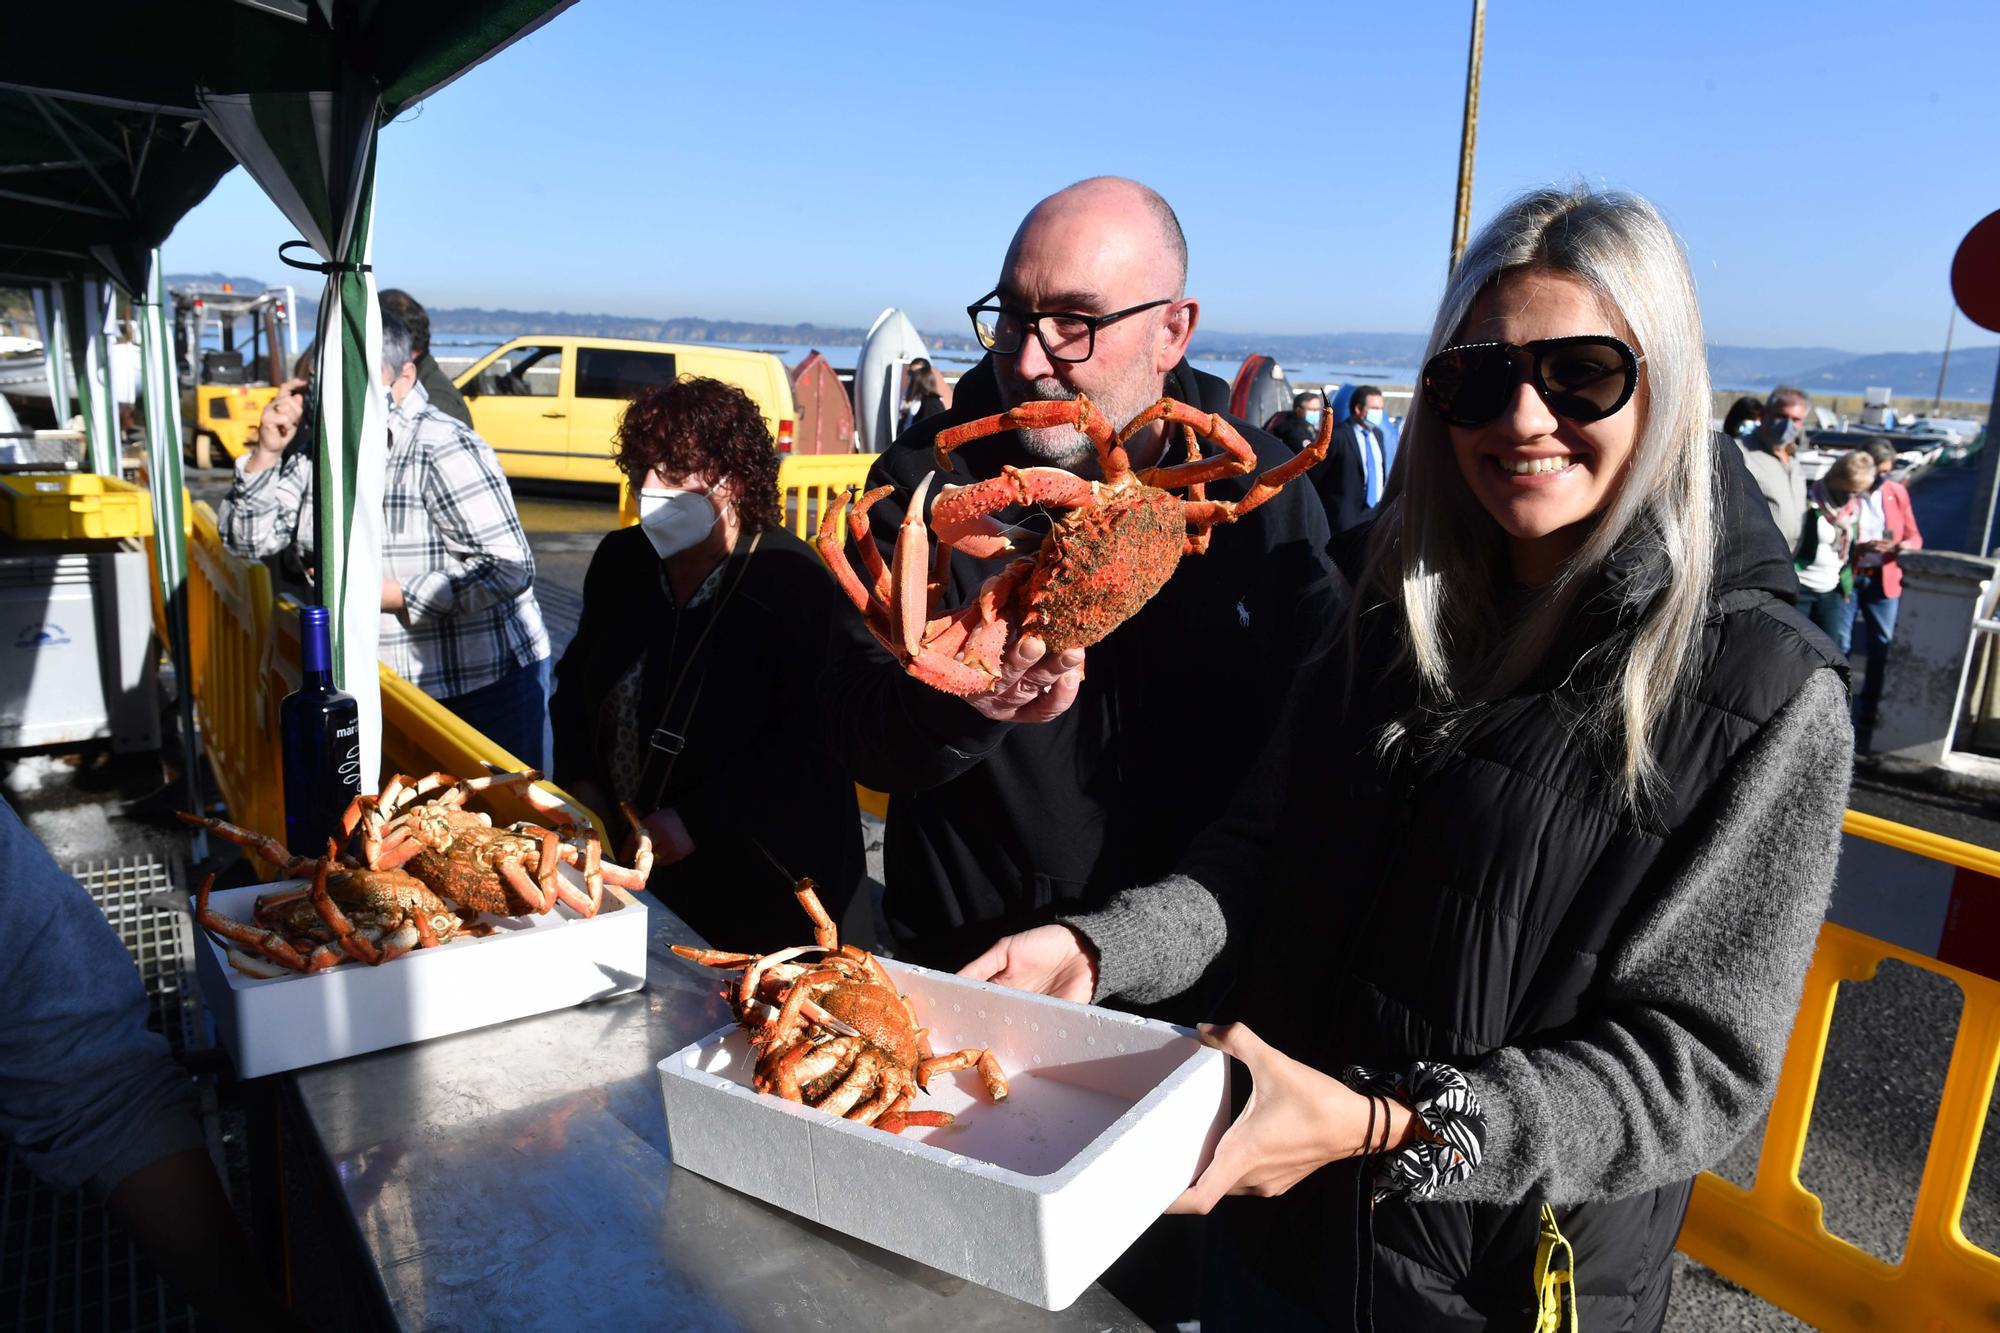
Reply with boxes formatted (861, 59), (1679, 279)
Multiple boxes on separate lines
(576, 347), (678, 400)
(469, 345), (563, 397)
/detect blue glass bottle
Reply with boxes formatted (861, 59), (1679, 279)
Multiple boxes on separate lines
(281, 605), (362, 856)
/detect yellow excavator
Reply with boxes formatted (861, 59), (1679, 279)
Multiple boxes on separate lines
(172, 283), (301, 468)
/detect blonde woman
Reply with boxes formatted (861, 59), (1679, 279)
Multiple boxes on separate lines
(964, 186), (1851, 1329)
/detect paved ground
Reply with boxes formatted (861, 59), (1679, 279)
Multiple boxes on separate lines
(177, 461), (2000, 1330)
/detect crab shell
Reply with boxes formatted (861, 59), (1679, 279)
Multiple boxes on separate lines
(1020, 484), (1189, 653)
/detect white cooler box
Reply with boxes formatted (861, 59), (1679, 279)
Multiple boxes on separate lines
(193, 871), (647, 1078)
(660, 959), (1229, 1311)
(0, 539), (158, 751)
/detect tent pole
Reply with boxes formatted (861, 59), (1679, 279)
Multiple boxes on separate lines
(138, 248), (206, 859)
(30, 284), (77, 440)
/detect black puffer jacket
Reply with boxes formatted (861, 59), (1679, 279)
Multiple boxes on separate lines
(821, 354), (1336, 986)
(1191, 442), (1841, 1329)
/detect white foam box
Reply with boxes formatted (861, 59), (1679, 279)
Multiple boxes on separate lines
(191, 868), (647, 1078)
(658, 959), (1230, 1310)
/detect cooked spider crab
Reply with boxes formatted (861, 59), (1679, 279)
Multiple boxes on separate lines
(175, 825), (494, 977)
(672, 881), (1007, 1134)
(349, 770), (651, 918)
(815, 393), (1331, 695)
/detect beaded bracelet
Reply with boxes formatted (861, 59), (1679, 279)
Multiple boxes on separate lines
(1343, 1061), (1486, 1202)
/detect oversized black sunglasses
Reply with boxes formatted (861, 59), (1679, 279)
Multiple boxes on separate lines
(1420, 335), (1643, 428)
(966, 290), (1175, 365)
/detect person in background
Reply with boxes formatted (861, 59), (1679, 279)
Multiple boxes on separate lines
(823, 175), (1333, 980)
(964, 185), (1850, 1330)
(1794, 449), (1876, 649)
(1722, 394), (1764, 440)
(1738, 384), (1811, 551)
(551, 377), (862, 953)
(379, 288), (473, 428)
(220, 307), (552, 769)
(1269, 389), (1326, 453)
(0, 797), (297, 1330)
(1311, 382), (1391, 536)
(1853, 437), (1923, 728)
(900, 361), (947, 432)
(822, 169), (1333, 1333)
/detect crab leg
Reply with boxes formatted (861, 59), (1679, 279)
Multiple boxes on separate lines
(770, 1035), (859, 1100)
(934, 395), (1116, 475)
(175, 813), (313, 879)
(794, 880), (838, 951)
(617, 802), (657, 884)
(892, 473), (942, 659)
(500, 859), (555, 914)
(307, 858), (385, 965)
(1119, 399), (1258, 489)
(1177, 407), (1336, 531)
(815, 1049), (884, 1118)
(193, 873), (310, 971)
(918, 1048), (1011, 1101)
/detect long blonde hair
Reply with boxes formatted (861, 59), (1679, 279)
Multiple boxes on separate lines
(1360, 185), (1717, 810)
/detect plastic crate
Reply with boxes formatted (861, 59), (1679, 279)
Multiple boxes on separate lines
(0, 472), (154, 541)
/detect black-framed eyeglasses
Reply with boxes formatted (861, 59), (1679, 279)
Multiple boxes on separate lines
(1420, 335), (1643, 428)
(965, 290), (1175, 364)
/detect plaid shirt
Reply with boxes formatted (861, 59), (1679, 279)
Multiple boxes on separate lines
(216, 382), (549, 698)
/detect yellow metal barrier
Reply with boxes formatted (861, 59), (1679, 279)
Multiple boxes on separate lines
(187, 503), (285, 849)
(1678, 811), (2000, 1330)
(175, 503), (604, 866)
(779, 452), (873, 546)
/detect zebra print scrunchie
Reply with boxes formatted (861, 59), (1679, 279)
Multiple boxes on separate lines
(1342, 1062), (1486, 1202)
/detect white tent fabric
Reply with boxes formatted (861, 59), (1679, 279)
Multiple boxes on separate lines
(137, 248), (205, 857)
(77, 278), (118, 475)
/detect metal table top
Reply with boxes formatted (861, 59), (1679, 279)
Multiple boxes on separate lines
(288, 893), (1145, 1330)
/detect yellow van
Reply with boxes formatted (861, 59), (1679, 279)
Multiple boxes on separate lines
(453, 336), (798, 485)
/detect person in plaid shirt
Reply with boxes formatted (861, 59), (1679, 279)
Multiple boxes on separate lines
(216, 308), (552, 768)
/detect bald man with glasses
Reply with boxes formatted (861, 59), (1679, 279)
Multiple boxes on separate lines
(823, 176), (1334, 1002)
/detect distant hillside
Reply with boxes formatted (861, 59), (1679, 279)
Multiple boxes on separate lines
(166, 274), (1995, 401)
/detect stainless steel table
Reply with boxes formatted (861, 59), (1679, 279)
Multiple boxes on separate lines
(289, 893), (1146, 1330)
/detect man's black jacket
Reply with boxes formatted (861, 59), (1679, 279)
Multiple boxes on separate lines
(821, 353), (1336, 977)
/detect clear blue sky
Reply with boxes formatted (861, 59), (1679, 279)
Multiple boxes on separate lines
(166, 0), (1998, 354)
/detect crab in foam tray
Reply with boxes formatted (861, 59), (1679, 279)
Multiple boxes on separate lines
(815, 393), (1331, 696)
(179, 769), (650, 976)
(672, 881), (1008, 1134)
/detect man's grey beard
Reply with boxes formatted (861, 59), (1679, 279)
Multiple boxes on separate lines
(997, 375), (1159, 472)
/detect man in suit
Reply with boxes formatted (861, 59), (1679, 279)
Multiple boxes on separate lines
(1311, 382), (1391, 535)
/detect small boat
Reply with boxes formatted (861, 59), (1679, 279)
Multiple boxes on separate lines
(854, 308), (928, 454)
(1229, 353), (1292, 430)
(789, 350), (855, 454)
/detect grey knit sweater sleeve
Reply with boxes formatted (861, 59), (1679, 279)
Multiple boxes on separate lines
(1068, 668), (1852, 1206)
(1432, 666), (1850, 1205)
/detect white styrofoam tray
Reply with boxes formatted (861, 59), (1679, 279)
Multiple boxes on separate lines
(658, 958), (1229, 1311)
(192, 867), (647, 1078)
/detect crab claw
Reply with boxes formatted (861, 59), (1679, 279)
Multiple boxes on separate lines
(893, 473), (938, 659)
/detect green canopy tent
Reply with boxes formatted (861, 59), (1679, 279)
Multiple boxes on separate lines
(0, 0), (575, 808)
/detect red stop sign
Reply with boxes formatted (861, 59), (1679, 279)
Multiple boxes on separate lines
(1953, 210), (2000, 334)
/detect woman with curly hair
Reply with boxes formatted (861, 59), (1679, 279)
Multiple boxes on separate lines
(551, 376), (862, 951)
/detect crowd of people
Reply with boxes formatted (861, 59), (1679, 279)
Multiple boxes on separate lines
(10, 175), (1881, 1331)
(1735, 386), (1923, 732)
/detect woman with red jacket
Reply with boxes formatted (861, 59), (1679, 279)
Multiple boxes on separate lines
(1855, 438), (1924, 727)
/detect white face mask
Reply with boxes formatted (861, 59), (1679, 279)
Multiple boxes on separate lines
(1365, 408), (1386, 427)
(637, 487), (719, 558)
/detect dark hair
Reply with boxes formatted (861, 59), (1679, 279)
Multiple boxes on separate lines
(1721, 395), (1762, 437)
(378, 289), (431, 358)
(1293, 390), (1324, 411)
(1865, 437), (1899, 466)
(1349, 385), (1382, 416)
(614, 376), (783, 532)
(907, 364), (939, 399)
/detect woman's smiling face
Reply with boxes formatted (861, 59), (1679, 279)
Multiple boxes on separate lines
(1447, 269), (1644, 582)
